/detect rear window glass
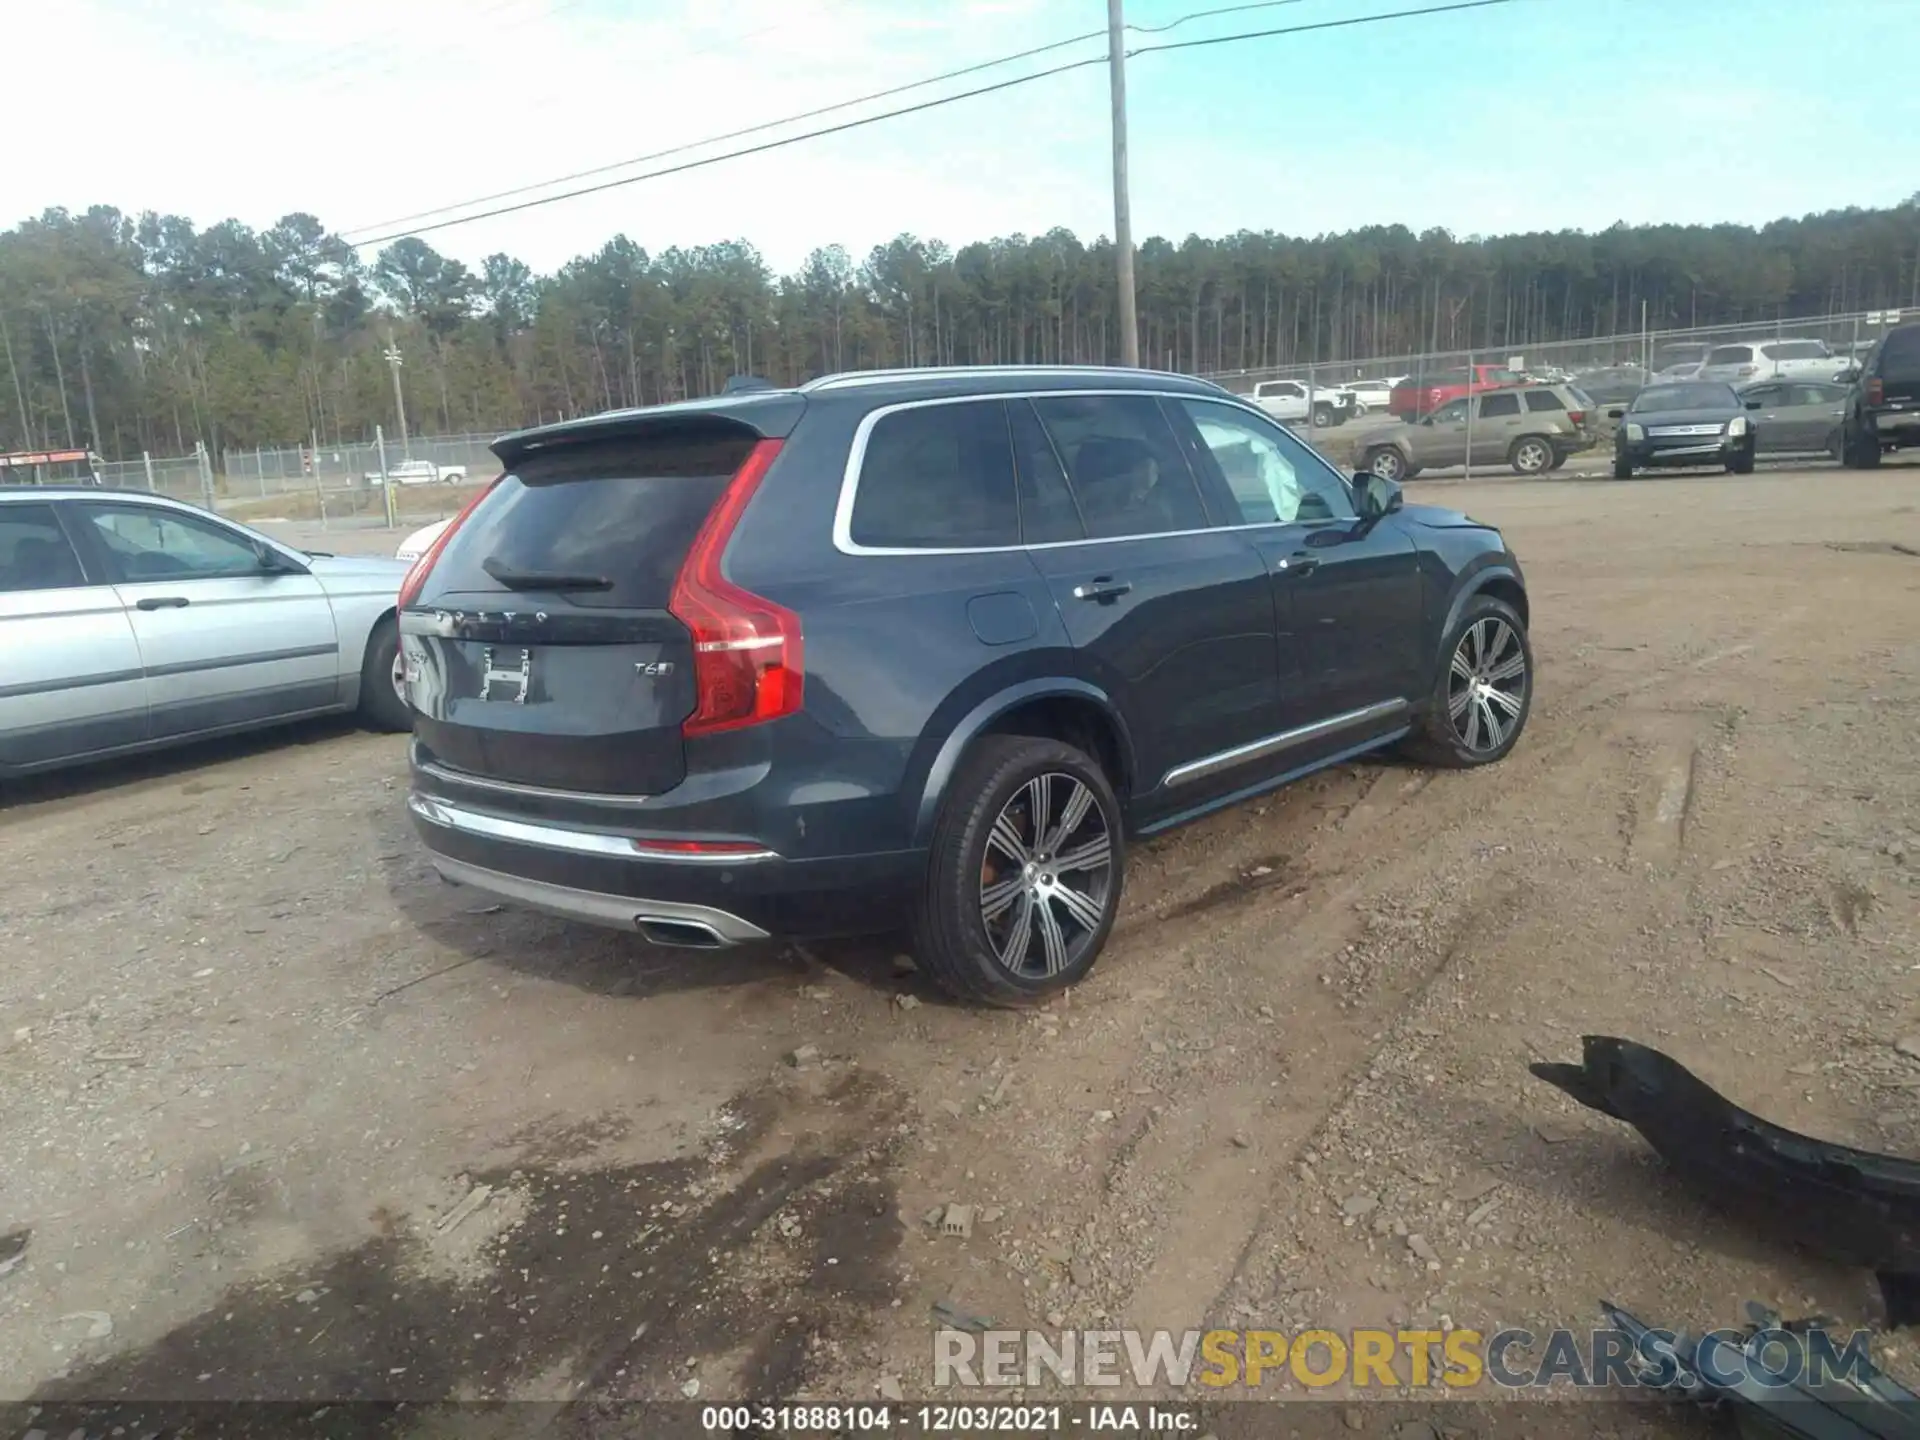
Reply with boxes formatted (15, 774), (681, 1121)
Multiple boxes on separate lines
(424, 427), (756, 608)
(1706, 345), (1753, 365)
(851, 400), (1018, 549)
(0, 502), (87, 592)
(1523, 391), (1565, 412)
(1761, 340), (1828, 360)
(1880, 326), (1920, 379)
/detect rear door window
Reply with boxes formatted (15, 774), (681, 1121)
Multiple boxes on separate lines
(1761, 340), (1828, 360)
(1523, 391), (1565, 412)
(0, 502), (88, 592)
(1706, 345), (1754, 366)
(1879, 327), (1920, 381)
(850, 400), (1019, 549)
(1029, 394), (1209, 540)
(1478, 393), (1521, 417)
(425, 426), (758, 607)
(1008, 400), (1086, 545)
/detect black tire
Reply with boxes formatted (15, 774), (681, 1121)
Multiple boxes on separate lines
(1312, 405), (1335, 428)
(910, 735), (1123, 1007)
(1727, 444), (1755, 476)
(1612, 454), (1633, 480)
(1508, 435), (1555, 476)
(1827, 429), (1845, 465)
(1363, 446), (1407, 483)
(358, 615), (412, 733)
(1843, 425), (1882, 469)
(1400, 595), (1532, 770)
(1546, 451), (1568, 471)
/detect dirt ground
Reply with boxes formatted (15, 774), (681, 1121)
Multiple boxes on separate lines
(3, 461), (1919, 1432)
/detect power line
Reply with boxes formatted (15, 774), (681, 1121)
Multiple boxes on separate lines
(339, 0), (1306, 241)
(346, 52), (1113, 248)
(1126, 0), (1515, 56)
(345, 0), (1516, 251)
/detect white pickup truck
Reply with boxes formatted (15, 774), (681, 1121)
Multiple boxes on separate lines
(365, 458), (467, 486)
(1249, 379), (1356, 428)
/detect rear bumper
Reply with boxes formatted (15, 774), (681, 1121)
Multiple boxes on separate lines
(1868, 408), (1920, 445)
(408, 792), (922, 943)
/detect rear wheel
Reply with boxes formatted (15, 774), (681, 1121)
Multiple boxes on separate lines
(1508, 435), (1554, 476)
(1364, 446), (1407, 483)
(1843, 426), (1882, 469)
(910, 736), (1123, 1007)
(358, 615), (412, 733)
(1612, 454), (1633, 479)
(1401, 596), (1532, 769)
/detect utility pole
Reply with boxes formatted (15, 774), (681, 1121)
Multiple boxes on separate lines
(1108, 0), (1139, 368)
(383, 337), (411, 459)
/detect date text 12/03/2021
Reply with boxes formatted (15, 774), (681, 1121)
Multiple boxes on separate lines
(699, 1403), (1204, 1432)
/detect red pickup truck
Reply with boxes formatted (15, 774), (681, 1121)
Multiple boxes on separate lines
(1390, 364), (1524, 422)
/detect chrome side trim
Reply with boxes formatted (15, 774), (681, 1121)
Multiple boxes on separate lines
(408, 794), (779, 862)
(830, 388), (1357, 558)
(413, 752), (657, 809)
(423, 853), (771, 944)
(1160, 699), (1409, 789)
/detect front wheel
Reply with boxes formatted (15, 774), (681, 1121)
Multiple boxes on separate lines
(1401, 596), (1532, 769)
(1843, 426), (1882, 469)
(1509, 436), (1554, 476)
(1612, 454), (1634, 480)
(1727, 445), (1755, 476)
(1312, 405), (1336, 428)
(1364, 446), (1408, 483)
(910, 736), (1123, 1006)
(358, 616), (413, 733)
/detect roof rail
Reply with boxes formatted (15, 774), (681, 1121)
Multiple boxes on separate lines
(801, 364), (1208, 394)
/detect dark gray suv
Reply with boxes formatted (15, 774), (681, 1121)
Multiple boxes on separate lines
(400, 367), (1532, 1005)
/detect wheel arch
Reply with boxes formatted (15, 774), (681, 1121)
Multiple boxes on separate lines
(1442, 562), (1529, 641)
(908, 680), (1136, 851)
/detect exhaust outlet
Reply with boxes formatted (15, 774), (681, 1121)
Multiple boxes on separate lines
(636, 916), (728, 949)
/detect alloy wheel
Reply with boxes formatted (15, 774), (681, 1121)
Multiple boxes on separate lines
(1514, 438), (1551, 473)
(978, 772), (1114, 981)
(391, 649), (409, 703)
(1447, 617), (1527, 753)
(1369, 449), (1405, 482)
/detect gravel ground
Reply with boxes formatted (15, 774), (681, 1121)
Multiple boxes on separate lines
(3, 461), (1918, 1431)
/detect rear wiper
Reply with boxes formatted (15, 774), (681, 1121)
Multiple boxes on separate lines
(482, 557), (612, 591)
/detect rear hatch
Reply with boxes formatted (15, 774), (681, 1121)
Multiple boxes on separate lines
(1875, 326), (1920, 407)
(403, 422), (760, 798)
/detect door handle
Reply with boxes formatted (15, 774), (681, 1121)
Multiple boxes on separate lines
(1278, 556), (1320, 577)
(136, 596), (190, 610)
(1072, 578), (1132, 603)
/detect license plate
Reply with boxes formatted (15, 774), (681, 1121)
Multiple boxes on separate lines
(478, 647), (532, 704)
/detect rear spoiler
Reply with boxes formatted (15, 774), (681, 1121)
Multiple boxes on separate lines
(493, 392), (809, 470)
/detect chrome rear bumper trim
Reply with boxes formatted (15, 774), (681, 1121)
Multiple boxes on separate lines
(424, 853), (770, 944)
(408, 793), (778, 862)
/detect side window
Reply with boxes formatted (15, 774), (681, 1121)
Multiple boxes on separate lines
(0, 503), (88, 593)
(850, 400), (1019, 549)
(1478, 393), (1521, 418)
(81, 504), (265, 581)
(1430, 399), (1469, 424)
(1008, 400), (1086, 545)
(1029, 394), (1208, 540)
(1173, 399), (1356, 526)
(1792, 383), (1839, 407)
(1706, 345), (1751, 367)
(1522, 390), (1565, 413)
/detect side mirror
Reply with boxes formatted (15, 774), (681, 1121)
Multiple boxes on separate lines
(253, 541), (300, 574)
(1606, 407), (1626, 421)
(1353, 473), (1404, 520)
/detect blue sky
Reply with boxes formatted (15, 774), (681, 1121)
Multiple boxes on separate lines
(15, 0), (1915, 275)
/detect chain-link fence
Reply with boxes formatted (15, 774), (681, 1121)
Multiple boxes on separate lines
(1204, 307), (1913, 402)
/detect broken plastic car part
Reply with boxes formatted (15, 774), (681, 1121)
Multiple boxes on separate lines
(1530, 1036), (1920, 1328)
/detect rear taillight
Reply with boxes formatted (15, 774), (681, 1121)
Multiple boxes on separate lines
(1867, 377), (1884, 405)
(398, 476), (501, 608)
(1568, 411), (1586, 426)
(669, 438), (801, 737)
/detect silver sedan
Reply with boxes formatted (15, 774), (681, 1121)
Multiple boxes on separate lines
(1, 487), (411, 777)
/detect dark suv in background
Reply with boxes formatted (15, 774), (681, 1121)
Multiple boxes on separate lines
(398, 367), (1532, 1005)
(1840, 322), (1920, 467)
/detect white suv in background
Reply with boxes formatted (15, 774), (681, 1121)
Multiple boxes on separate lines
(1696, 338), (1842, 386)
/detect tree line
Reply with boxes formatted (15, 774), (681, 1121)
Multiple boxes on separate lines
(1, 196), (1916, 459)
